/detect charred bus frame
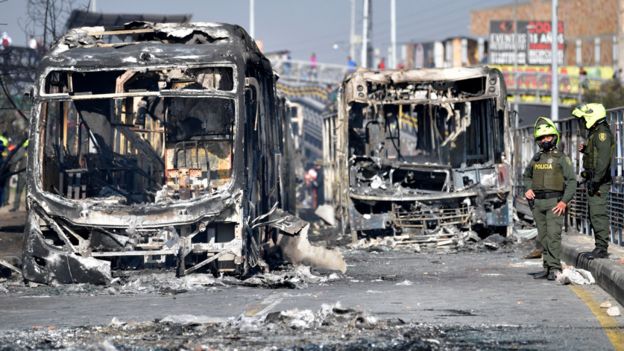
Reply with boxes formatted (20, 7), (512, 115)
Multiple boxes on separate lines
(323, 67), (513, 243)
(23, 22), (299, 284)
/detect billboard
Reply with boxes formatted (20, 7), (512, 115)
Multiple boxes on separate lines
(489, 20), (564, 65)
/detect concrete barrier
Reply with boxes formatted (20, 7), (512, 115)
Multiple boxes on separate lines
(561, 233), (624, 306)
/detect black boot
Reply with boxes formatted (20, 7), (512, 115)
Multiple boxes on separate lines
(531, 270), (549, 279)
(585, 248), (608, 260)
(548, 269), (561, 281)
(593, 248), (608, 259)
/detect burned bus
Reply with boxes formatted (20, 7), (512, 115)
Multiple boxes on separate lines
(323, 67), (513, 244)
(22, 22), (302, 284)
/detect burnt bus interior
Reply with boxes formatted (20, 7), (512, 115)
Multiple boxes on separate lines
(347, 74), (510, 235)
(40, 67), (235, 205)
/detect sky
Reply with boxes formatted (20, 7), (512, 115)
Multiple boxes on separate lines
(0, 0), (515, 65)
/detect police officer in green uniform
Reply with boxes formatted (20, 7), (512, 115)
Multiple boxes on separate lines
(572, 103), (614, 259)
(524, 117), (577, 280)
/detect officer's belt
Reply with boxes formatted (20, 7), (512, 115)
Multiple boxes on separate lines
(533, 191), (563, 199)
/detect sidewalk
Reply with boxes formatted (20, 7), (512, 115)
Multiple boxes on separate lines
(562, 232), (624, 306)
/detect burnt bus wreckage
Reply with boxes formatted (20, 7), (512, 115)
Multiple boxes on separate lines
(23, 22), (342, 285)
(323, 67), (513, 244)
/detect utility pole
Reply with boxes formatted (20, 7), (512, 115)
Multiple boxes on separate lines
(390, 0), (397, 69)
(249, 0), (255, 38)
(618, 0), (624, 83)
(361, 0), (373, 68)
(43, 0), (50, 47)
(350, 0), (356, 59)
(513, 0), (519, 127)
(551, 0), (559, 120)
(361, 0), (370, 68)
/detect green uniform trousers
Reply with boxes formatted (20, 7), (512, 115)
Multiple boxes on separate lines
(532, 197), (563, 271)
(588, 183), (611, 250)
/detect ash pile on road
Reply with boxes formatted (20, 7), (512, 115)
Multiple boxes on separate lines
(0, 303), (545, 350)
(109, 264), (341, 293)
(0, 264), (344, 297)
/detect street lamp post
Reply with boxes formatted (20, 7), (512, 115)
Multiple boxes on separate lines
(249, 0), (255, 38)
(361, 0), (370, 68)
(390, 0), (397, 69)
(551, 0), (559, 120)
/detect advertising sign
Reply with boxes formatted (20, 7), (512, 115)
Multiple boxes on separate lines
(489, 20), (564, 65)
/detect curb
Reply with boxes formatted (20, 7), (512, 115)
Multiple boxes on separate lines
(561, 240), (624, 307)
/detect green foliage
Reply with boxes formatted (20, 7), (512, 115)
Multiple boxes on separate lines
(582, 80), (624, 109)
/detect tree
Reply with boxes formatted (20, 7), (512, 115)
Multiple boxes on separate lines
(583, 79), (624, 109)
(20, 0), (83, 48)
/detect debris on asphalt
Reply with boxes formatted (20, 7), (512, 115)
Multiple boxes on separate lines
(114, 272), (227, 295)
(110, 317), (125, 327)
(0, 258), (21, 278)
(482, 233), (508, 251)
(555, 267), (595, 286)
(600, 301), (612, 309)
(509, 260), (542, 268)
(0, 301), (557, 350)
(314, 204), (336, 226)
(258, 303), (367, 330)
(511, 228), (538, 242)
(159, 314), (225, 326)
(0, 263), (344, 296)
(606, 306), (621, 317)
(242, 265), (342, 289)
(395, 279), (413, 286)
(276, 224), (347, 273)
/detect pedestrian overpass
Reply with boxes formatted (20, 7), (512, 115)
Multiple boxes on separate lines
(271, 57), (609, 106)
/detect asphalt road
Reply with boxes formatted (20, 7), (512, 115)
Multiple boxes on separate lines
(0, 247), (622, 350)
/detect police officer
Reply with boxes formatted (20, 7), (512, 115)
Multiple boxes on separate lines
(572, 103), (614, 259)
(524, 117), (577, 280)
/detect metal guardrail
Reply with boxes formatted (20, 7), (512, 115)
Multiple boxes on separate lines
(0, 46), (41, 87)
(272, 59), (352, 86)
(513, 108), (624, 247)
(276, 82), (331, 103)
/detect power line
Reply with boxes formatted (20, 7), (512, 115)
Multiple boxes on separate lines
(281, 3), (464, 53)
(373, 0), (508, 42)
(278, 0), (465, 53)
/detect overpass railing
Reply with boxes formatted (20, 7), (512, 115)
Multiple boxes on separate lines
(271, 60), (611, 106)
(272, 59), (351, 86)
(513, 108), (624, 246)
(0, 46), (41, 86)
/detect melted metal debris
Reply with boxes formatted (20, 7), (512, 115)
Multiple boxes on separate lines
(348, 230), (513, 254)
(0, 265), (344, 296)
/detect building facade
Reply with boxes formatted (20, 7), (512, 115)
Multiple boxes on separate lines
(471, 0), (617, 67)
